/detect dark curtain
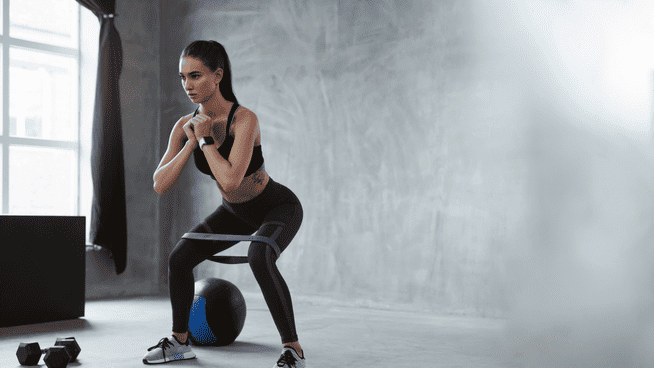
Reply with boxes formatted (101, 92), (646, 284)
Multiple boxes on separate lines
(76, 0), (127, 275)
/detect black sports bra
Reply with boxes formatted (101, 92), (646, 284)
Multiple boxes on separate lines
(191, 102), (264, 179)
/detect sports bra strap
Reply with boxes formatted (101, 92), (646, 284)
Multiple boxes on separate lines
(225, 102), (239, 136)
(192, 103), (240, 136)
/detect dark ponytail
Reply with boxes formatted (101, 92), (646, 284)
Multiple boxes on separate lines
(180, 40), (238, 104)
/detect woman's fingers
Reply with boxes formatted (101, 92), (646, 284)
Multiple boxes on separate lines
(192, 114), (212, 136)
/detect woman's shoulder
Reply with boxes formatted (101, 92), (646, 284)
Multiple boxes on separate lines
(235, 104), (255, 117)
(233, 105), (258, 125)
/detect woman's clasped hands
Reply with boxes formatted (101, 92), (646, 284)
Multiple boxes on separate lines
(183, 113), (214, 149)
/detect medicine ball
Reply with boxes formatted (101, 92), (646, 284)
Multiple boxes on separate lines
(188, 278), (247, 346)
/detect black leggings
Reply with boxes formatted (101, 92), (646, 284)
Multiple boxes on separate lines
(168, 178), (303, 343)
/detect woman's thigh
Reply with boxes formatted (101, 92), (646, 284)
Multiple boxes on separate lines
(254, 202), (303, 256)
(170, 205), (259, 265)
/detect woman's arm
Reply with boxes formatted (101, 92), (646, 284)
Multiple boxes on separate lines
(196, 108), (258, 192)
(153, 117), (196, 194)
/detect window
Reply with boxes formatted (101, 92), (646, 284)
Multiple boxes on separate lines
(1, 0), (96, 237)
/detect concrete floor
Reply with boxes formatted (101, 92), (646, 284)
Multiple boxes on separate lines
(0, 293), (558, 368)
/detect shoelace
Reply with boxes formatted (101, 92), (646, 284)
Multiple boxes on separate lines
(148, 337), (174, 352)
(276, 350), (298, 367)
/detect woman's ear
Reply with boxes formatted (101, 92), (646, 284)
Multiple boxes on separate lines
(214, 68), (223, 85)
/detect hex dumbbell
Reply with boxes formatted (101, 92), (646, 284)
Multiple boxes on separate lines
(16, 342), (71, 368)
(54, 337), (81, 362)
(16, 336), (81, 366)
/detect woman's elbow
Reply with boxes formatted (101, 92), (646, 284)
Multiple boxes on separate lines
(220, 177), (241, 193)
(223, 182), (237, 193)
(153, 181), (167, 195)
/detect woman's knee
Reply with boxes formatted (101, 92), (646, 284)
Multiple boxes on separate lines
(169, 239), (197, 272)
(247, 242), (275, 273)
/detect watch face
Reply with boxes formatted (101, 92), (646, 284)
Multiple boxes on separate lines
(200, 137), (214, 149)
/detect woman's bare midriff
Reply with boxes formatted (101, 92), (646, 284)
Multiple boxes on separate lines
(219, 168), (269, 203)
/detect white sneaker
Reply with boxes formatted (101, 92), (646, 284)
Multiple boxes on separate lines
(274, 347), (306, 368)
(142, 335), (196, 365)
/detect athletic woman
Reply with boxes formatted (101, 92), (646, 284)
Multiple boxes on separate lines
(145, 40), (306, 368)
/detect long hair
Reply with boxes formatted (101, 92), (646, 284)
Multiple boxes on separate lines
(180, 40), (238, 104)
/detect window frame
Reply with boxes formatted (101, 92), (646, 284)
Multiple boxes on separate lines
(0, 0), (84, 216)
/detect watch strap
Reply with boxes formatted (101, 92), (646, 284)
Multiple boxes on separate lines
(199, 136), (215, 150)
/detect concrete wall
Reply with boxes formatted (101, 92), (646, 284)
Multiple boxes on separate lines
(84, 0), (162, 299)
(153, 0), (530, 318)
(487, 1), (654, 363)
(84, 2), (654, 343)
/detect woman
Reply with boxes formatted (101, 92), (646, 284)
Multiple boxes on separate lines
(145, 40), (306, 368)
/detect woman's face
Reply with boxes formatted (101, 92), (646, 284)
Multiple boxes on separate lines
(179, 56), (221, 104)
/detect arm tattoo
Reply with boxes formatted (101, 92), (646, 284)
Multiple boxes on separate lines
(252, 170), (265, 185)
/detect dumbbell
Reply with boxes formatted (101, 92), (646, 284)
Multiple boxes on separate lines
(16, 337), (80, 368)
(54, 337), (81, 362)
(16, 342), (70, 368)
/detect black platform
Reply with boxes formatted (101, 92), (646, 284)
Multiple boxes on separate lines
(0, 216), (86, 328)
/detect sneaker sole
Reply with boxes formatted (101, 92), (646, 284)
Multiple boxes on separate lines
(142, 351), (197, 365)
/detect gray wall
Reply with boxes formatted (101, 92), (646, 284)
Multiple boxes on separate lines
(156, 0), (529, 318)
(85, 5), (654, 360)
(485, 1), (654, 363)
(85, 0), (162, 299)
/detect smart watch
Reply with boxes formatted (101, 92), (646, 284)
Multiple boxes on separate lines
(199, 136), (215, 150)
